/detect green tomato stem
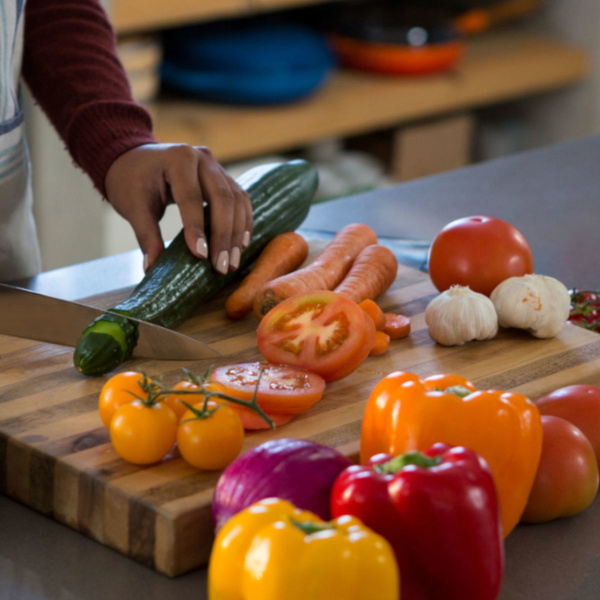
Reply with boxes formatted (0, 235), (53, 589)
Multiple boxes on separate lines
(154, 366), (275, 429)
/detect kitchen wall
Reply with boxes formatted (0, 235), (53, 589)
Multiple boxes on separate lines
(24, 1), (600, 272)
(523, 1), (600, 146)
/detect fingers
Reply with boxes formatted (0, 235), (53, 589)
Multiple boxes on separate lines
(164, 146), (209, 263)
(198, 162), (235, 274)
(195, 148), (253, 274)
(150, 144), (253, 275)
(129, 208), (165, 272)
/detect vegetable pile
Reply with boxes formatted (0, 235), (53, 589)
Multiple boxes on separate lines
(203, 377), (600, 600)
(85, 195), (600, 599)
(424, 216), (574, 346)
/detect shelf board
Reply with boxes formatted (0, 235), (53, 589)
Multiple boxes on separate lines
(112, 0), (339, 34)
(149, 31), (587, 164)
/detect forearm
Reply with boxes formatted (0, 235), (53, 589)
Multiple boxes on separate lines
(22, 0), (156, 195)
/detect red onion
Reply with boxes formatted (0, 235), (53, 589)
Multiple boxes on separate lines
(212, 438), (353, 531)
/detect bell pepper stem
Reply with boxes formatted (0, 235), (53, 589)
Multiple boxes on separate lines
(376, 450), (443, 475)
(290, 518), (335, 535)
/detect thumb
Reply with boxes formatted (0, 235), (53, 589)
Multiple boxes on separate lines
(127, 210), (165, 272)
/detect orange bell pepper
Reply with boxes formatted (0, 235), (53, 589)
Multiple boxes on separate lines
(360, 371), (543, 537)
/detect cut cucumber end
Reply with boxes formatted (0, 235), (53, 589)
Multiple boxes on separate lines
(73, 331), (128, 376)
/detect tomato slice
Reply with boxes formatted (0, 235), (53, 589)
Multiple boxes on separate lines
(256, 291), (372, 382)
(322, 309), (376, 382)
(210, 362), (325, 415)
(230, 406), (294, 430)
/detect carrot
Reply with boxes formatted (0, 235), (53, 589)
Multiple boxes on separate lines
(225, 232), (308, 319)
(253, 223), (378, 319)
(370, 330), (391, 356)
(359, 299), (386, 330)
(334, 245), (398, 304)
(383, 313), (411, 340)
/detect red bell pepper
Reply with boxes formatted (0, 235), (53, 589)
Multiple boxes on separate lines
(331, 443), (504, 600)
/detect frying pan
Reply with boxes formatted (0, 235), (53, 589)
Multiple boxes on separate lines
(328, 0), (543, 75)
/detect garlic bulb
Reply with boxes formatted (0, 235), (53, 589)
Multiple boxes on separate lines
(490, 274), (570, 338)
(425, 285), (498, 346)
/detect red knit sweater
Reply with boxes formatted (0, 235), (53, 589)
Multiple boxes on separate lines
(22, 0), (157, 196)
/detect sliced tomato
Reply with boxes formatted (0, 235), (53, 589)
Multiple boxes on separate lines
(322, 309), (376, 381)
(230, 406), (294, 430)
(256, 291), (373, 382)
(210, 362), (325, 415)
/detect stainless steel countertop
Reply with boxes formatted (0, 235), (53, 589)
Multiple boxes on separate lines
(2, 135), (600, 599)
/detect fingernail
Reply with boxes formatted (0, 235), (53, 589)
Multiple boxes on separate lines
(143, 254), (149, 271)
(230, 246), (241, 270)
(242, 231), (251, 248)
(216, 250), (229, 274)
(196, 237), (208, 259)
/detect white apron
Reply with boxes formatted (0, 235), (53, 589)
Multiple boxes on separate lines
(0, 0), (41, 281)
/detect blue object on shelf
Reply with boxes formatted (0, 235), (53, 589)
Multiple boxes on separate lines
(160, 21), (336, 105)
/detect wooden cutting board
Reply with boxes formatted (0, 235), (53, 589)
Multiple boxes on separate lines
(1, 263), (599, 577)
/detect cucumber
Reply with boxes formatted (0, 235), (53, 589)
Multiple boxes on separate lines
(74, 160), (318, 376)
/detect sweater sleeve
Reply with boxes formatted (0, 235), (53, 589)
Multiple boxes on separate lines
(22, 0), (157, 196)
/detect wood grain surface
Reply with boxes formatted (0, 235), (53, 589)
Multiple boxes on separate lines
(1, 263), (599, 577)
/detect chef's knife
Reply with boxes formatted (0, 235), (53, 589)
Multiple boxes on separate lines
(0, 283), (222, 360)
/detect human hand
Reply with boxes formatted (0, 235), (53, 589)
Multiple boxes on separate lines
(104, 143), (253, 274)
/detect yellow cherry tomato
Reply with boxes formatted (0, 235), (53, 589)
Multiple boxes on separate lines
(98, 371), (151, 428)
(163, 380), (226, 421)
(110, 400), (177, 465)
(177, 401), (244, 470)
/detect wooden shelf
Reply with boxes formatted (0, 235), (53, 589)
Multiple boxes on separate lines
(112, 0), (339, 35)
(149, 31), (587, 164)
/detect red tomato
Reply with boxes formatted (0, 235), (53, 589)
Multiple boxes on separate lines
(256, 291), (375, 382)
(210, 362), (325, 415)
(521, 415), (599, 523)
(323, 309), (376, 382)
(535, 384), (600, 468)
(427, 215), (534, 296)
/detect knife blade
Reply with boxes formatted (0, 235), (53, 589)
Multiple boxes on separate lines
(0, 283), (222, 360)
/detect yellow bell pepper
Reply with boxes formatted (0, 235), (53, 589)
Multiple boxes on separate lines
(360, 371), (543, 537)
(208, 498), (399, 600)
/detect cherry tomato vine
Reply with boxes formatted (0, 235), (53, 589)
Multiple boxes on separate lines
(103, 366), (274, 467)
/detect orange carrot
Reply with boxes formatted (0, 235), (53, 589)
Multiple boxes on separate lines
(383, 313), (411, 340)
(370, 330), (391, 356)
(359, 299), (386, 330)
(225, 232), (308, 319)
(334, 245), (398, 304)
(253, 223), (378, 319)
